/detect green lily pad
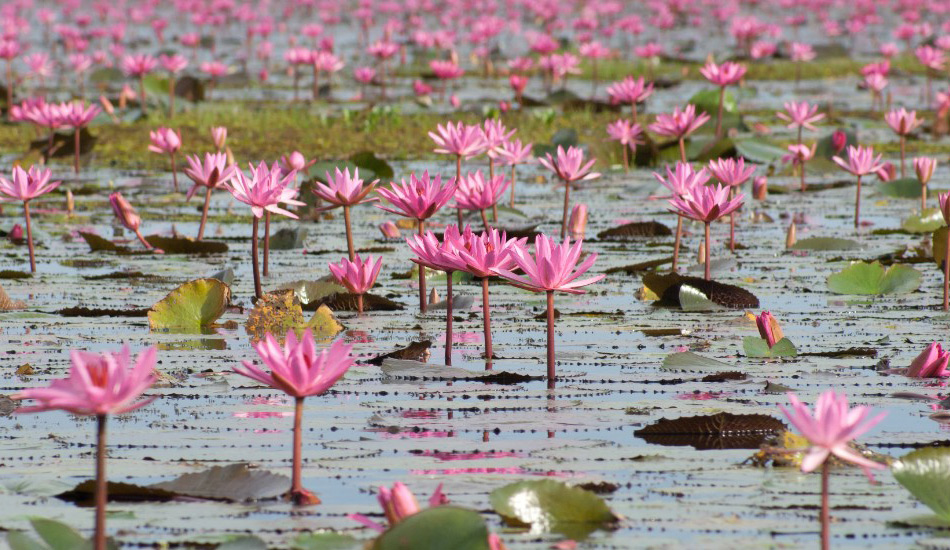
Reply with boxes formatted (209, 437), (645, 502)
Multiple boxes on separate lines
(733, 139), (788, 164)
(147, 278), (231, 331)
(292, 532), (361, 550)
(789, 237), (861, 251)
(688, 88), (737, 115)
(661, 351), (734, 372)
(893, 447), (950, 522)
(489, 480), (616, 539)
(373, 506), (490, 550)
(217, 536), (268, 550)
(349, 151), (394, 180)
(902, 208), (946, 234)
(743, 336), (798, 358)
(7, 518), (117, 550)
(878, 177), (923, 199)
(826, 261), (921, 295)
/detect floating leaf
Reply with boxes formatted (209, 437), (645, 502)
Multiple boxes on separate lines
(596, 221), (671, 240)
(148, 278), (231, 331)
(144, 235), (228, 254)
(789, 237), (860, 251)
(56, 481), (177, 505)
(902, 208), (945, 234)
(892, 447), (950, 521)
(217, 536), (268, 550)
(58, 307), (148, 318)
(306, 305), (344, 340)
(490, 480), (616, 539)
(661, 351), (733, 372)
(678, 284), (723, 312)
(373, 506), (490, 550)
(279, 280), (347, 305)
(6, 518), (116, 550)
(743, 337), (798, 358)
(311, 293), (404, 312)
(381, 359), (541, 384)
(826, 261), (921, 295)
(349, 151), (394, 180)
(688, 88), (737, 115)
(643, 272), (759, 309)
(368, 341), (432, 365)
(245, 291), (343, 341)
(634, 412), (786, 449)
(878, 177), (922, 199)
(291, 532), (360, 550)
(734, 139), (788, 164)
(268, 227), (308, 250)
(151, 463), (289, 502)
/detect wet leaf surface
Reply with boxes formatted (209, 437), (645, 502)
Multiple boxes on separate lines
(490, 480), (616, 539)
(634, 413), (786, 450)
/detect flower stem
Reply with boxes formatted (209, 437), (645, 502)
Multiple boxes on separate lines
(343, 205), (355, 261)
(481, 277), (492, 369)
(263, 211), (271, 277)
(418, 220), (427, 313)
(509, 164), (517, 208)
(546, 290), (555, 390)
(73, 128), (80, 174)
(560, 179), (571, 239)
(445, 271), (453, 365)
(631, 101), (638, 124)
(197, 187), (212, 240)
(170, 153), (178, 192)
(853, 175), (862, 228)
(139, 75), (146, 114)
(23, 201), (35, 273)
(168, 77), (175, 118)
(900, 136), (906, 179)
(672, 214), (683, 272)
(133, 228), (153, 250)
(489, 158), (498, 222)
(94, 414), (107, 550)
(820, 461), (830, 550)
(704, 222), (711, 281)
(357, 293), (364, 314)
(715, 86), (724, 138)
(291, 397), (303, 495)
(728, 187), (736, 252)
(480, 209), (490, 230)
(944, 232), (949, 311)
(678, 138), (686, 163)
(621, 143), (629, 173)
(251, 216), (262, 299)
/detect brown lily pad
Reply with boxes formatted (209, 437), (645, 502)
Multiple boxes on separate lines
(368, 340), (432, 365)
(57, 307), (149, 317)
(304, 292), (404, 312)
(634, 412), (786, 450)
(597, 221), (672, 240)
(644, 272), (760, 309)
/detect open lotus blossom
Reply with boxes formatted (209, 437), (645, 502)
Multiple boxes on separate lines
(833, 145), (884, 227)
(907, 342), (950, 378)
(148, 127), (182, 192)
(649, 104), (710, 162)
(450, 227), (526, 367)
(121, 53), (157, 113)
(606, 119), (643, 172)
(755, 311), (783, 348)
(776, 101), (825, 145)
(349, 482), (447, 532)
(914, 157), (937, 210)
(377, 171), (457, 313)
(916, 45), (945, 105)
(494, 235), (604, 387)
(314, 167), (379, 260)
(495, 139), (534, 207)
(782, 142), (817, 191)
(407, 225), (465, 365)
(884, 108), (924, 177)
(864, 73), (888, 111)
(605, 76), (653, 122)
(668, 183), (745, 280)
(708, 157), (755, 251)
(234, 331), (354, 505)
(538, 145), (600, 238)
(328, 254), (383, 314)
(430, 122), (487, 204)
(454, 170), (510, 228)
(0, 165), (60, 272)
(654, 162), (710, 271)
(61, 100), (101, 174)
(13, 344), (158, 550)
(779, 391), (886, 550)
(479, 119), (516, 220)
(184, 153), (236, 240)
(699, 61), (747, 137)
(223, 161), (303, 298)
(159, 53), (188, 116)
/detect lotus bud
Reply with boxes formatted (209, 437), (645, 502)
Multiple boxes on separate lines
(66, 189), (74, 215)
(831, 130), (847, 154)
(568, 203), (587, 239)
(753, 176), (767, 200)
(8, 224), (23, 241)
(450, 94), (460, 108)
(697, 238), (706, 265)
(378, 482), (420, 526)
(876, 162), (895, 182)
(99, 95), (119, 123)
(109, 192), (140, 232)
(211, 126), (227, 150)
(755, 311), (784, 348)
(907, 342), (950, 378)
(429, 288), (439, 305)
(914, 156), (937, 185)
(379, 221), (401, 239)
(499, 100), (510, 112)
(785, 222), (796, 248)
(225, 146), (236, 167)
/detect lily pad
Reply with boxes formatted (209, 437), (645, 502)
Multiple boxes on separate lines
(734, 139), (788, 164)
(688, 88), (737, 115)
(490, 480), (616, 539)
(596, 221), (671, 240)
(245, 290), (343, 341)
(826, 261), (921, 295)
(147, 278), (231, 331)
(743, 336), (798, 358)
(678, 284), (723, 312)
(789, 237), (861, 251)
(152, 463), (290, 502)
(902, 208), (945, 234)
(892, 447), (950, 522)
(292, 532), (361, 550)
(878, 178), (923, 199)
(278, 280), (347, 305)
(144, 235), (228, 254)
(634, 412), (786, 450)
(644, 272), (759, 309)
(6, 518), (117, 550)
(349, 151), (394, 180)
(373, 506), (490, 550)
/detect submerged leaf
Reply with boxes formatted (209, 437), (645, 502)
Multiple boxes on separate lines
(147, 278), (231, 331)
(634, 412), (786, 449)
(596, 221), (671, 240)
(490, 480), (616, 539)
(789, 237), (860, 251)
(826, 261), (921, 295)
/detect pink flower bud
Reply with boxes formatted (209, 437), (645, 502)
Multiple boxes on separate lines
(109, 191), (141, 232)
(378, 482), (420, 526)
(831, 130), (847, 154)
(379, 221), (401, 239)
(99, 95), (115, 115)
(914, 156), (937, 185)
(499, 100), (510, 112)
(450, 94), (460, 108)
(755, 311), (783, 348)
(8, 224), (23, 240)
(875, 162), (895, 182)
(211, 126), (227, 150)
(907, 342), (950, 378)
(568, 203), (587, 238)
(753, 176), (768, 200)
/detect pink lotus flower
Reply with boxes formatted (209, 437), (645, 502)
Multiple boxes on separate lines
(430, 59), (464, 80)
(349, 482), (447, 533)
(650, 104), (710, 162)
(159, 54), (188, 73)
(184, 152), (236, 240)
(509, 74), (528, 98)
(755, 311), (783, 348)
(0, 165), (61, 272)
(314, 167), (378, 208)
(776, 101), (825, 133)
(668, 182), (744, 224)
(539, 145), (600, 238)
(831, 131), (847, 154)
(353, 67), (376, 83)
(916, 45), (946, 70)
(224, 161), (304, 220)
(149, 127), (183, 192)
(429, 121), (487, 159)
(606, 119), (643, 146)
(605, 76), (653, 121)
(568, 203), (587, 239)
(789, 42), (816, 62)
(480, 119), (516, 159)
(62, 100), (101, 174)
(495, 139), (534, 166)
(699, 60), (746, 87)
(454, 170), (510, 218)
(376, 171), (456, 222)
(379, 221), (400, 239)
(14, 344), (157, 415)
(833, 145), (884, 177)
(779, 391), (886, 479)
(654, 161), (710, 197)
(234, 329), (353, 505)
(211, 126), (228, 151)
(907, 342), (950, 378)
(708, 157), (755, 187)
(915, 157), (937, 185)
(885, 108), (923, 135)
(328, 254), (382, 313)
